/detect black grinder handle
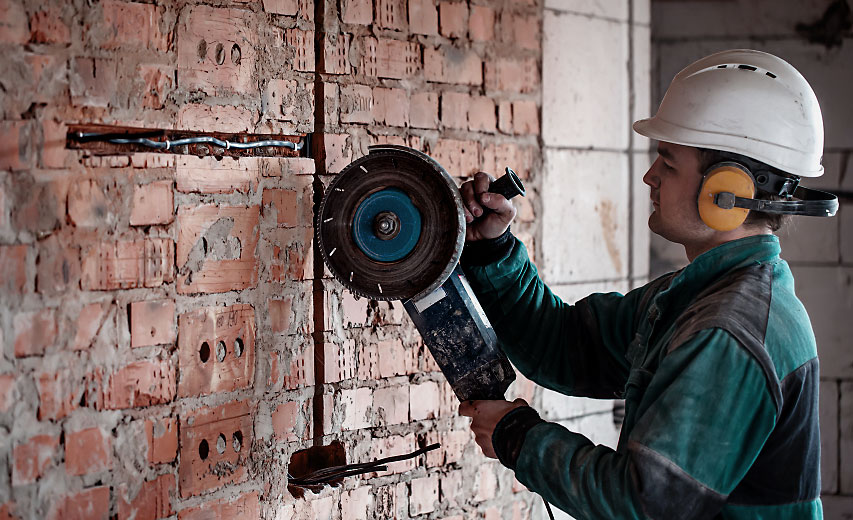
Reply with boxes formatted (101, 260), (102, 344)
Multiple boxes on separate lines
(488, 167), (525, 200)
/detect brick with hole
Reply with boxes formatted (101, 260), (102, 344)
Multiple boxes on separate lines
(146, 417), (178, 464)
(130, 181), (173, 225)
(177, 304), (255, 397)
(377, 0), (407, 30)
(281, 342), (314, 389)
(176, 205), (260, 294)
(47, 486), (110, 520)
(178, 400), (252, 497)
(81, 238), (175, 291)
(131, 299), (176, 348)
(485, 57), (539, 93)
(324, 33), (351, 74)
(12, 434), (60, 485)
(118, 473), (175, 520)
(177, 6), (257, 95)
(361, 37), (421, 79)
(284, 28), (315, 72)
(66, 427), (112, 476)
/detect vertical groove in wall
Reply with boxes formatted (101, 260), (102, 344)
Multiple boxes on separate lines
(311, 0), (327, 446)
(627, 0), (636, 283)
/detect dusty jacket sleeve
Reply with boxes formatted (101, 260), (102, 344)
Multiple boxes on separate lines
(461, 234), (646, 397)
(512, 329), (777, 520)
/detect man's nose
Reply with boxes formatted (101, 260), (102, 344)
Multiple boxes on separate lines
(643, 158), (661, 188)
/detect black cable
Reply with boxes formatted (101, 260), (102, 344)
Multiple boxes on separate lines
(287, 443), (440, 488)
(74, 132), (304, 151)
(544, 498), (555, 520)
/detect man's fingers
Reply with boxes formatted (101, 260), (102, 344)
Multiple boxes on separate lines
(512, 398), (528, 406)
(473, 171), (494, 196)
(460, 181), (484, 218)
(480, 191), (514, 217)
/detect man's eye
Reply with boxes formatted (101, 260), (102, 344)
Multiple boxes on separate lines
(663, 162), (674, 170)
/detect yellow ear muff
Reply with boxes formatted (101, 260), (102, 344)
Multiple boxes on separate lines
(698, 164), (756, 231)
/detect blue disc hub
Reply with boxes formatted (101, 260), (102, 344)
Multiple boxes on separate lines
(352, 188), (421, 262)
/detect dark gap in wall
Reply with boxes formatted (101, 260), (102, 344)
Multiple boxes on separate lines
(287, 441), (346, 498)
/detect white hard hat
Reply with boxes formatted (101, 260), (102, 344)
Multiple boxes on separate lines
(633, 49), (824, 178)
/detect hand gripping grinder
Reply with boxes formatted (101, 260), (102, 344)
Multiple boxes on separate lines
(316, 145), (525, 401)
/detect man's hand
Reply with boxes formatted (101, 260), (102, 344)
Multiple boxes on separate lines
(459, 398), (529, 458)
(460, 172), (517, 242)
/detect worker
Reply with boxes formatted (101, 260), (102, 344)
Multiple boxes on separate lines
(457, 49), (837, 519)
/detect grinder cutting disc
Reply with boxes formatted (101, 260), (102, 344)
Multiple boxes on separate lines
(317, 145), (465, 301)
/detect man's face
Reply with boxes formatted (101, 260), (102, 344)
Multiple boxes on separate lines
(643, 142), (711, 245)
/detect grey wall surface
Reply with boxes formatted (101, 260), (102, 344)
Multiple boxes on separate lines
(650, 0), (853, 516)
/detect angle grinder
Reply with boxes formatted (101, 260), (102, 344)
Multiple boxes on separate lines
(316, 145), (525, 401)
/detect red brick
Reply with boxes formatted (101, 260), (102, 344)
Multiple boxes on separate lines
(498, 100), (513, 134)
(440, 470), (464, 508)
(0, 0), (28, 44)
(36, 371), (83, 421)
(409, 380), (441, 420)
(14, 309), (57, 358)
(71, 302), (109, 351)
(513, 100), (539, 135)
(0, 373), (13, 412)
(102, 360), (176, 410)
(70, 57), (117, 107)
(485, 57), (539, 93)
(11, 176), (66, 234)
(66, 427), (111, 476)
(177, 103), (253, 134)
(177, 6), (256, 95)
(264, 79), (314, 123)
(101, 0), (169, 51)
(469, 5), (495, 41)
(12, 435), (60, 485)
(431, 138), (480, 177)
(441, 91), (469, 130)
(324, 33), (351, 74)
(67, 179), (110, 228)
(118, 473), (175, 520)
(139, 65), (174, 110)
(0, 502), (18, 519)
(377, 0), (407, 30)
(130, 180), (173, 226)
(340, 84), (373, 124)
(262, 0), (298, 15)
(325, 337), (356, 383)
(40, 111), (67, 168)
(81, 238), (175, 291)
(361, 37), (421, 79)
(424, 46), (482, 85)
(178, 491), (260, 520)
(131, 153), (176, 169)
(509, 14), (540, 51)
(285, 28), (315, 72)
(0, 245), (27, 294)
(0, 121), (33, 171)
(410, 475), (439, 515)
(176, 205), (260, 294)
(269, 227), (313, 282)
(373, 87), (409, 127)
(482, 142), (534, 180)
(439, 2), (467, 38)
(269, 297), (293, 333)
(377, 338), (413, 378)
(408, 0), (438, 35)
(324, 133), (352, 173)
(177, 304), (256, 397)
(469, 96), (496, 133)
(176, 156), (259, 195)
(262, 188), (299, 227)
(146, 417), (178, 464)
(178, 401), (252, 497)
(29, 9), (70, 44)
(282, 343), (314, 389)
(475, 464), (498, 501)
(131, 299), (176, 348)
(341, 387), (372, 430)
(36, 235), (80, 296)
(272, 400), (311, 442)
(358, 341), (379, 380)
(410, 92), (438, 129)
(374, 385), (409, 426)
(342, 0), (372, 24)
(48, 486), (110, 520)
(342, 487), (372, 519)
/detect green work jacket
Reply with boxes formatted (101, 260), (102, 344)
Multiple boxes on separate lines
(462, 234), (822, 519)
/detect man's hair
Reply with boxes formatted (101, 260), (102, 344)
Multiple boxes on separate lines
(697, 148), (792, 232)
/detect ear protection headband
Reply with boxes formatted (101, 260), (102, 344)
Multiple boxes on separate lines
(698, 159), (839, 231)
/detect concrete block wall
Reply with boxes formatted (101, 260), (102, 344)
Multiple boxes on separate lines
(0, 0), (556, 518)
(650, 0), (853, 515)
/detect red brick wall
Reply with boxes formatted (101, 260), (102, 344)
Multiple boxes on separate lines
(0, 0), (542, 517)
